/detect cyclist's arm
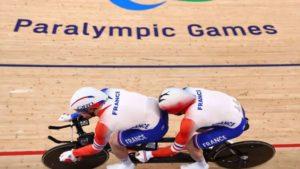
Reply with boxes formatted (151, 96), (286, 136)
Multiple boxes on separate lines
(152, 118), (196, 157)
(73, 122), (110, 157)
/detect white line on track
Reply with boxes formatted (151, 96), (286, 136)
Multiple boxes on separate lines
(9, 89), (33, 94)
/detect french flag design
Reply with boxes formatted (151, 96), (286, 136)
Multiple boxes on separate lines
(92, 140), (105, 151)
(171, 142), (184, 152)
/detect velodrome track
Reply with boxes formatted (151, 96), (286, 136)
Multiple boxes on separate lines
(0, 0), (299, 168)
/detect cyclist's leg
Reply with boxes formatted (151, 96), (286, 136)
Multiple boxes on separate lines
(109, 132), (129, 160)
(107, 112), (168, 169)
(182, 139), (208, 169)
(186, 137), (205, 161)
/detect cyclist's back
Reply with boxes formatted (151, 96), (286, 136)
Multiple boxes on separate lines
(100, 88), (161, 131)
(184, 87), (244, 129)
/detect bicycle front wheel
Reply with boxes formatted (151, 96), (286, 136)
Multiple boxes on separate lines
(42, 143), (109, 169)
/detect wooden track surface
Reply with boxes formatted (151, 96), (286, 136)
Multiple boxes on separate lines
(1, 0), (299, 65)
(0, 0), (300, 168)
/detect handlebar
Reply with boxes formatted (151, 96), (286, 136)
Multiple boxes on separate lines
(48, 136), (71, 144)
(48, 115), (89, 131)
(47, 115), (90, 144)
(48, 124), (72, 130)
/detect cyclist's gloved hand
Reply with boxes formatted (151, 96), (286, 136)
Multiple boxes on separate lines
(59, 149), (78, 163)
(58, 113), (72, 122)
(135, 150), (153, 163)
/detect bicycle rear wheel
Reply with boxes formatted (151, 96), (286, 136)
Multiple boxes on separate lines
(42, 143), (109, 169)
(213, 141), (275, 169)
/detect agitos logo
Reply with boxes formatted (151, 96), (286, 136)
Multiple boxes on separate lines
(110, 0), (211, 11)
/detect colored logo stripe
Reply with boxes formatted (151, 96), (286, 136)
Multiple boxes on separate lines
(109, 0), (211, 11)
(180, 0), (212, 2)
(110, 0), (166, 11)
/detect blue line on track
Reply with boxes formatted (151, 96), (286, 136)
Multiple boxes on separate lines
(0, 63), (299, 69)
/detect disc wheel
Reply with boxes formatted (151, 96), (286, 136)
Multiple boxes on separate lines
(42, 143), (109, 169)
(213, 141), (275, 169)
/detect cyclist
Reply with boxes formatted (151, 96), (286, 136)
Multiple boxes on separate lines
(135, 87), (248, 169)
(59, 87), (168, 169)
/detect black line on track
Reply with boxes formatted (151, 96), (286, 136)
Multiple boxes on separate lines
(0, 63), (299, 69)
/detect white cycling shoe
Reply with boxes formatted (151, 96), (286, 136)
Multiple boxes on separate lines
(106, 162), (135, 169)
(181, 162), (209, 169)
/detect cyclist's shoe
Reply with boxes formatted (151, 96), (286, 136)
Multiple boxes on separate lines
(181, 162), (209, 169)
(106, 162), (135, 169)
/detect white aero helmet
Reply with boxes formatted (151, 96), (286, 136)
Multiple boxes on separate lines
(70, 87), (108, 112)
(158, 87), (196, 115)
